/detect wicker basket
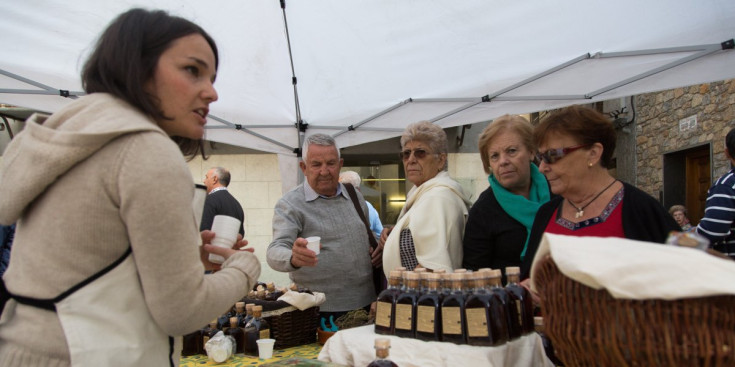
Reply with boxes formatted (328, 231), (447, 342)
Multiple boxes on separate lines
(533, 255), (735, 366)
(242, 298), (319, 349)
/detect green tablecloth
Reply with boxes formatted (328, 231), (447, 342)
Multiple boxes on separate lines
(180, 343), (323, 366)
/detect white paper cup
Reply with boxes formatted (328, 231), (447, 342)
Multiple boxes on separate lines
(208, 215), (242, 264)
(256, 338), (275, 359)
(306, 236), (321, 255)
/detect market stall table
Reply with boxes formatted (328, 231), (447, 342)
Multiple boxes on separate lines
(180, 343), (340, 366)
(318, 325), (554, 367)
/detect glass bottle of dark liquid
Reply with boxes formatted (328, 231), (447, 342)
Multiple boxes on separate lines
(415, 272), (443, 342)
(535, 316), (565, 366)
(505, 266), (535, 335)
(244, 305), (271, 356)
(224, 316), (245, 354)
(438, 272), (451, 298)
(182, 327), (203, 356)
(487, 269), (521, 340)
(201, 320), (219, 356)
(217, 305), (236, 330)
(367, 338), (399, 367)
(441, 272), (467, 344)
(375, 270), (403, 335)
(465, 271), (508, 346)
(239, 303), (254, 328)
(394, 271), (420, 339)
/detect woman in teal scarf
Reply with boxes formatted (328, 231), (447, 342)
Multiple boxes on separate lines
(462, 114), (550, 284)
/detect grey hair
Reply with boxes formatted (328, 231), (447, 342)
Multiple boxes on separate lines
(400, 121), (449, 171)
(339, 170), (361, 187)
(302, 133), (340, 161)
(211, 167), (231, 187)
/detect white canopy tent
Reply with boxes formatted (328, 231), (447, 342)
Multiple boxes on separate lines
(2, 0), (734, 159)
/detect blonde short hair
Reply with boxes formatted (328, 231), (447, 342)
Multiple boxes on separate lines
(478, 115), (534, 175)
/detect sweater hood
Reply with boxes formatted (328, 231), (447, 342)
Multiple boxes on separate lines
(0, 93), (167, 224)
(400, 171), (472, 218)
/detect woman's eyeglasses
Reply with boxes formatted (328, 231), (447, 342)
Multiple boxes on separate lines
(535, 144), (591, 164)
(399, 149), (429, 161)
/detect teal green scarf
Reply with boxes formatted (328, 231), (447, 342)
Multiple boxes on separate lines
(489, 162), (550, 261)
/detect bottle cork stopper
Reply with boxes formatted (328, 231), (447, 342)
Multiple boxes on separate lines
(434, 269), (446, 274)
(454, 268), (467, 273)
(236, 301), (245, 308)
(395, 266), (407, 272)
(490, 269), (502, 278)
(506, 266), (520, 275)
(405, 271), (420, 280)
(253, 305), (263, 312)
(449, 272), (464, 280)
(246, 303), (255, 310)
(534, 316), (544, 326)
(425, 272), (441, 280)
(389, 270), (403, 278)
(414, 267), (427, 273)
(478, 268), (493, 273)
(374, 338), (391, 349)
(230, 316), (238, 325)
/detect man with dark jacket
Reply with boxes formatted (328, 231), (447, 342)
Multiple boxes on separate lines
(200, 167), (245, 236)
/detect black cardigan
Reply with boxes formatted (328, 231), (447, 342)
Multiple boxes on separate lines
(520, 181), (679, 279)
(462, 187), (527, 283)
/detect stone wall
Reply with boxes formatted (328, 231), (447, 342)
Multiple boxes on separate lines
(633, 79), (735, 196)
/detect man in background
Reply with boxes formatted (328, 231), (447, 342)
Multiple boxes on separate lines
(201, 167), (245, 236)
(339, 170), (384, 240)
(697, 127), (735, 259)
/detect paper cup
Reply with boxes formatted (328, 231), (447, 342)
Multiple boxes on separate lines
(306, 236), (321, 255)
(208, 215), (242, 264)
(256, 338), (275, 359)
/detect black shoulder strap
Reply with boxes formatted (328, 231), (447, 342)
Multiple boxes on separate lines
(344, 183), (379, 251)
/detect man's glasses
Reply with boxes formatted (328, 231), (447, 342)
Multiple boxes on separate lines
(535, 144), (591, 164)
(399, 148), (429, 161)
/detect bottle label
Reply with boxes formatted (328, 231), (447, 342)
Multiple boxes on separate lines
(376, 301), (392, 328)
(260, 329), (270, 339)
(465, 308), (489, 337)
(394, 304), (413, 330)
(416, 305), (436, 333)
(441, 307), (462, 335)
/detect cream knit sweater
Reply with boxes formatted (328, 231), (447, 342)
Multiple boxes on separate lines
(0, 94), (260, 366)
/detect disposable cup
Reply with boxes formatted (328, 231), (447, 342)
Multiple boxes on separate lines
(208, 215), (241, 264)
(306, 236), (321, 255)
(256, 338), (275, 359)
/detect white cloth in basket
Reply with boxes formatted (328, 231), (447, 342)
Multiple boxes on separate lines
(530, 233), (735, 300)
(277, 290), (326, 311)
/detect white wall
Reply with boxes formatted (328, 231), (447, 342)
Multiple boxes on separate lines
(187, 154), (292, 286)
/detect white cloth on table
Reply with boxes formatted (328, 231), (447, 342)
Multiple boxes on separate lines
(530, 233), (735, 300)
(318, 324), (553, 367)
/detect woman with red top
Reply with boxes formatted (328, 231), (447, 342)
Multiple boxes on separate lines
(520, 105), (678, 281)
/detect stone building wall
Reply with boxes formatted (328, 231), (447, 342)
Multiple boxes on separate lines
(633, 79), (735, 197)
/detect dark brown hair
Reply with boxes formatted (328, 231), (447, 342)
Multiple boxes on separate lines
(82, 8), (218, 158)
(534, 105), (617, 168)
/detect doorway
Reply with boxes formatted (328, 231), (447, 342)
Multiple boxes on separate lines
(663, 144), (710, 225)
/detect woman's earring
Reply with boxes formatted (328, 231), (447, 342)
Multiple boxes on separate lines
(588, 162), (593, 167)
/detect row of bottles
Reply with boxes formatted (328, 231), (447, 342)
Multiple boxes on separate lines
(375, 266), (534, 346)
(182, 302), (270, 356)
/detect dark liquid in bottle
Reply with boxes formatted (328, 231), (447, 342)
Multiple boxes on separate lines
(490, 286), (521, 340)
(465, 291), (508, 346)
(393, 290), (418, 339)
(375, 287), (400, 335)
(244, 315), (270, 356)
(506, 283), (535, 335)
(441, 292), (466, 344)
(415, 290), (442, 341)
(182, 329), (202, 356)
(225, 323), (245, 354)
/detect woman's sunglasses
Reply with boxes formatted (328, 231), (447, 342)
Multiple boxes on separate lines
(535, 144), (591, 164)
(399, 148), (429, 161)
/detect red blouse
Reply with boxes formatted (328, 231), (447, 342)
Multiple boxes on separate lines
(545, 187), (625, 238)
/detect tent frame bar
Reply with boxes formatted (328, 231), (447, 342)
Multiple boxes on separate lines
(207, 114), (293, 151)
